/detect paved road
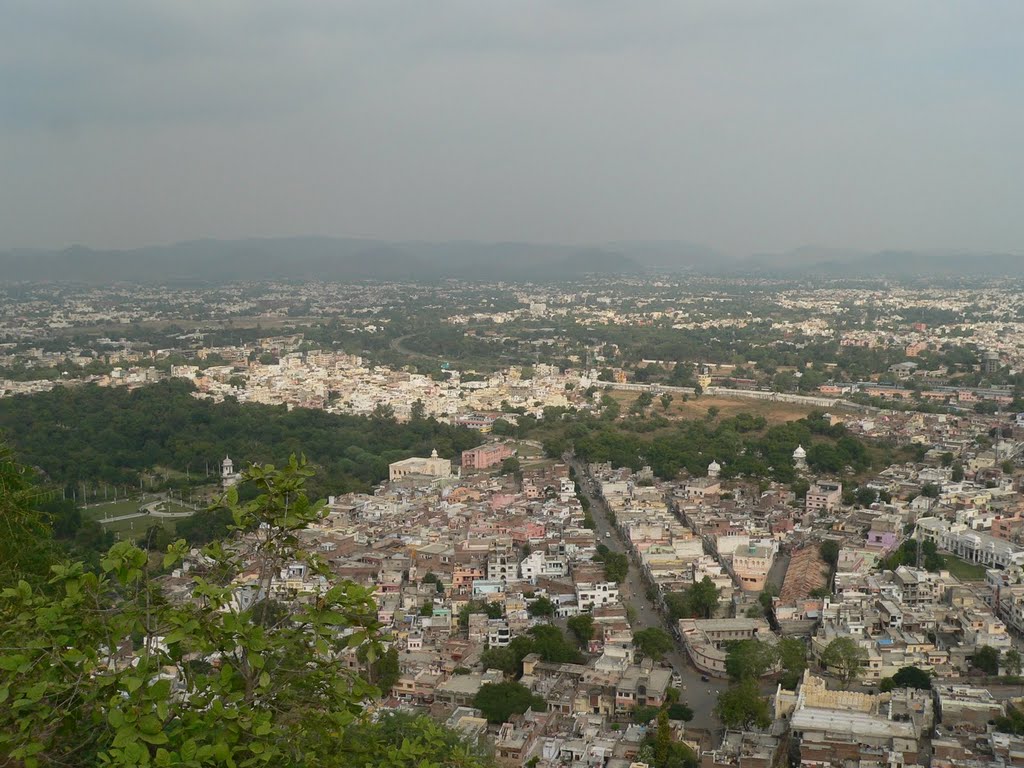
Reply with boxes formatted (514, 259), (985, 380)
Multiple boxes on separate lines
(570, 457), (731, 732)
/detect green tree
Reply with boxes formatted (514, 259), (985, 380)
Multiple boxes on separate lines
(688, 576), (721, 619)
(0, 456), (492, 767)
(819, 539), (840, 567)
(410, 399), (427, 421)
(528, 595), (555, 618)
(1006, 648), (1023, 677)
(888, 666), (932, 690)
(633, 627), (674, 661)
(777, 637), (808, 690)
(995, 703), (1024, 736)
(855, 486), (878, 508)
(527, 624), (585, 664)
(973, 645), (1001, 675)
(0, 443), (55, 586)
(714, 679), (772, 730)
(655, 710), (671, 765)
(500, 457), (521, 476)
(339, 711), (492, 767)
(725, 639), (778, 682)
(660, 393), (674, 411)
(821, 637), (867, 688)
(473, 681), (546, 724)
(567, 615), (594, 648)
(460, 600), (504, 629)
(602, 551), (629, 582)
(633, 705), (661, 724)
(371, 401), (396, 421)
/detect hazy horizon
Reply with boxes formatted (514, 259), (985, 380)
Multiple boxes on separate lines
(2, 2), (1023, 256)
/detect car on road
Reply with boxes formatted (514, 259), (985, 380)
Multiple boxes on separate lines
(605, 531), (611, 538)
(700, 675), (709, 683)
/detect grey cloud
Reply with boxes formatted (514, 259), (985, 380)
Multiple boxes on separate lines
(1, 1), (1023, 254)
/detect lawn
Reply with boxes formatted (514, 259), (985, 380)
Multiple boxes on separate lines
(82, 497), (182, 540)
(940, 555), (988, 581)
(82, 499), (145, 521)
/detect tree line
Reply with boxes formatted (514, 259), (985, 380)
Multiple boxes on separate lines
(0, 379), (483, 498)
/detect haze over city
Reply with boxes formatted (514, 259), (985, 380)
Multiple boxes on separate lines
(11, 4), (1024, 767)
(2, 1), (1023, 256)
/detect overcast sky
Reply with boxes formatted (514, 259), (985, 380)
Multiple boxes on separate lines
(2, 1), (1022, 255)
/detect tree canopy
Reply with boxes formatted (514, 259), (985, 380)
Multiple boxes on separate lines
(567, 615), (595, 648)
(714, 679), (772, 730)
(821, 637), (867, 688)
(725, 639), (778, 682)
(0, 380), (482, 498)
(879, 666), (932, 692)
(666, 577), (721, 620)
(633, 627), (674, 661)
(0, 453), (492, 767)
(473, 682), (546, 724)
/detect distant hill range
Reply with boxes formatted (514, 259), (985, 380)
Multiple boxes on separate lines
(0, 237), (1020, 282)
(741, 246), (1024, 278)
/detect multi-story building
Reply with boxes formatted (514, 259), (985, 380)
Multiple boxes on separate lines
(576, 582), (620, 611)
(732, 543), (776, 592)
(461, 442), (515, 470)
(806, 482), (843, 515)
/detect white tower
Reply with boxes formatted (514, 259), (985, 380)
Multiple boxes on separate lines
(707, 459), (721, 479)
(793, 444), (808, 471)
(222, 455), (239, 488)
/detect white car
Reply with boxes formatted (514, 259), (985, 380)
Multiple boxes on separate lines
(605, 532), (611, 538)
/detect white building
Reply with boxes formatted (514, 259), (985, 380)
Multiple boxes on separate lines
(576, 581), (620, 610)
(388, 449), (453, 482)
(917, 517), (1024, 570)
(221, 455), (240, 488)
(519, 551), (569, 581)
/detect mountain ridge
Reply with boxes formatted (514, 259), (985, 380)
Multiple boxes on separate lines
(1, 237), (1021, 282)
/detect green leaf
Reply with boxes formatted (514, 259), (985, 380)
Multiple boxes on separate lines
(253, 721), (272, 737)
(139, 714), (162, 735)
(25, 682), (46, 702)
(258, 672), (270, 689)
(149, 678), (171, 700)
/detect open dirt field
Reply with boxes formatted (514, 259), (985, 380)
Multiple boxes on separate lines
(612, 391), (854, 426)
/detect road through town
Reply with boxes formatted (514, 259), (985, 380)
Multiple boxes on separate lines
(569, 457), (730, 733)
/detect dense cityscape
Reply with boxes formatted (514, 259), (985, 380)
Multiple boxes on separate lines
(5, 274), (1024, 767)
(4, 2), (1024, 767)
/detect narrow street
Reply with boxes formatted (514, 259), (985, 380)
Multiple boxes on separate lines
(570, 457), (730, 733)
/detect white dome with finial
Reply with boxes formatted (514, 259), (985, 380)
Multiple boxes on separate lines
(793, 444), (806, 459)
(707, 459), (721, 477)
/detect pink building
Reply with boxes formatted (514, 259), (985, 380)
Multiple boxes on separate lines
(461, 442), (515, 470)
